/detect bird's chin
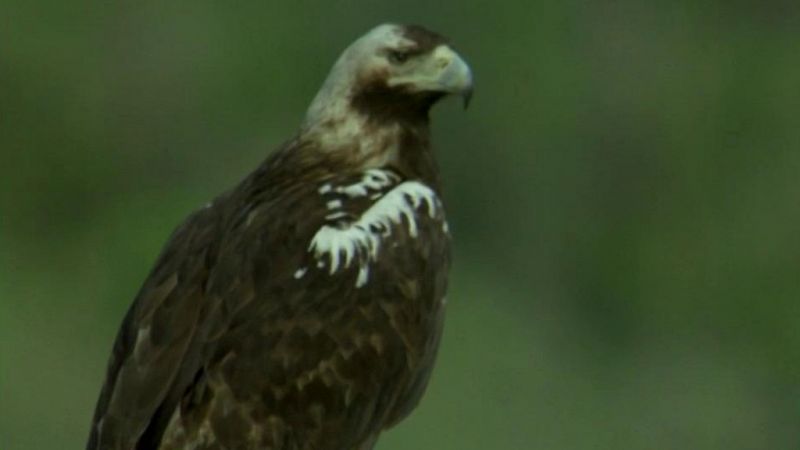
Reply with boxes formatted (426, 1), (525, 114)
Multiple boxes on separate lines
(418, 91), (447, 108)
(418, 90), (468, 111)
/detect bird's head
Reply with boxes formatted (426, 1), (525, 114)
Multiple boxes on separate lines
(305, 24), (473, 127)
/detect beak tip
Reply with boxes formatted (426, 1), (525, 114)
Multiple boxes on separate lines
(462, 88), (473, 110)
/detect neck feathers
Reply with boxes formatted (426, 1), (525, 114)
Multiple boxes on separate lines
(300, 94), (436, 186)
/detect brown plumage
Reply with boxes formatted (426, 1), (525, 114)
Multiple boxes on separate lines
(87, 23), (473, 450)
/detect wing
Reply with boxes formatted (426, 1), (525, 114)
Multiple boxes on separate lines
(147, 167), (451, 450)
(87, 206), (222, 450)
(301, 168), (452, 434)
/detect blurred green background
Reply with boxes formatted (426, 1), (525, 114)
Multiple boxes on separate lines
(2, 1), (799, 449)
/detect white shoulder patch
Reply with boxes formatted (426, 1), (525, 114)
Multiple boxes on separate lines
(334, 169), (399, 197)
(307, 180), (440, 288)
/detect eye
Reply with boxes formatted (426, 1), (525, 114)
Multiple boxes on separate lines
(387, 50), (412, 64)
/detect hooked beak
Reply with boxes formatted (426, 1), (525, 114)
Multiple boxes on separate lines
(433, 45), (474, 109)
(390, 44), (474, 110)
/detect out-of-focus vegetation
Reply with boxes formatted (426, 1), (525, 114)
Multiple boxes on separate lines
(2, 2), (799, 449)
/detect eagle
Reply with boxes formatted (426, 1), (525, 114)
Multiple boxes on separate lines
(87, 23), (473, 450)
